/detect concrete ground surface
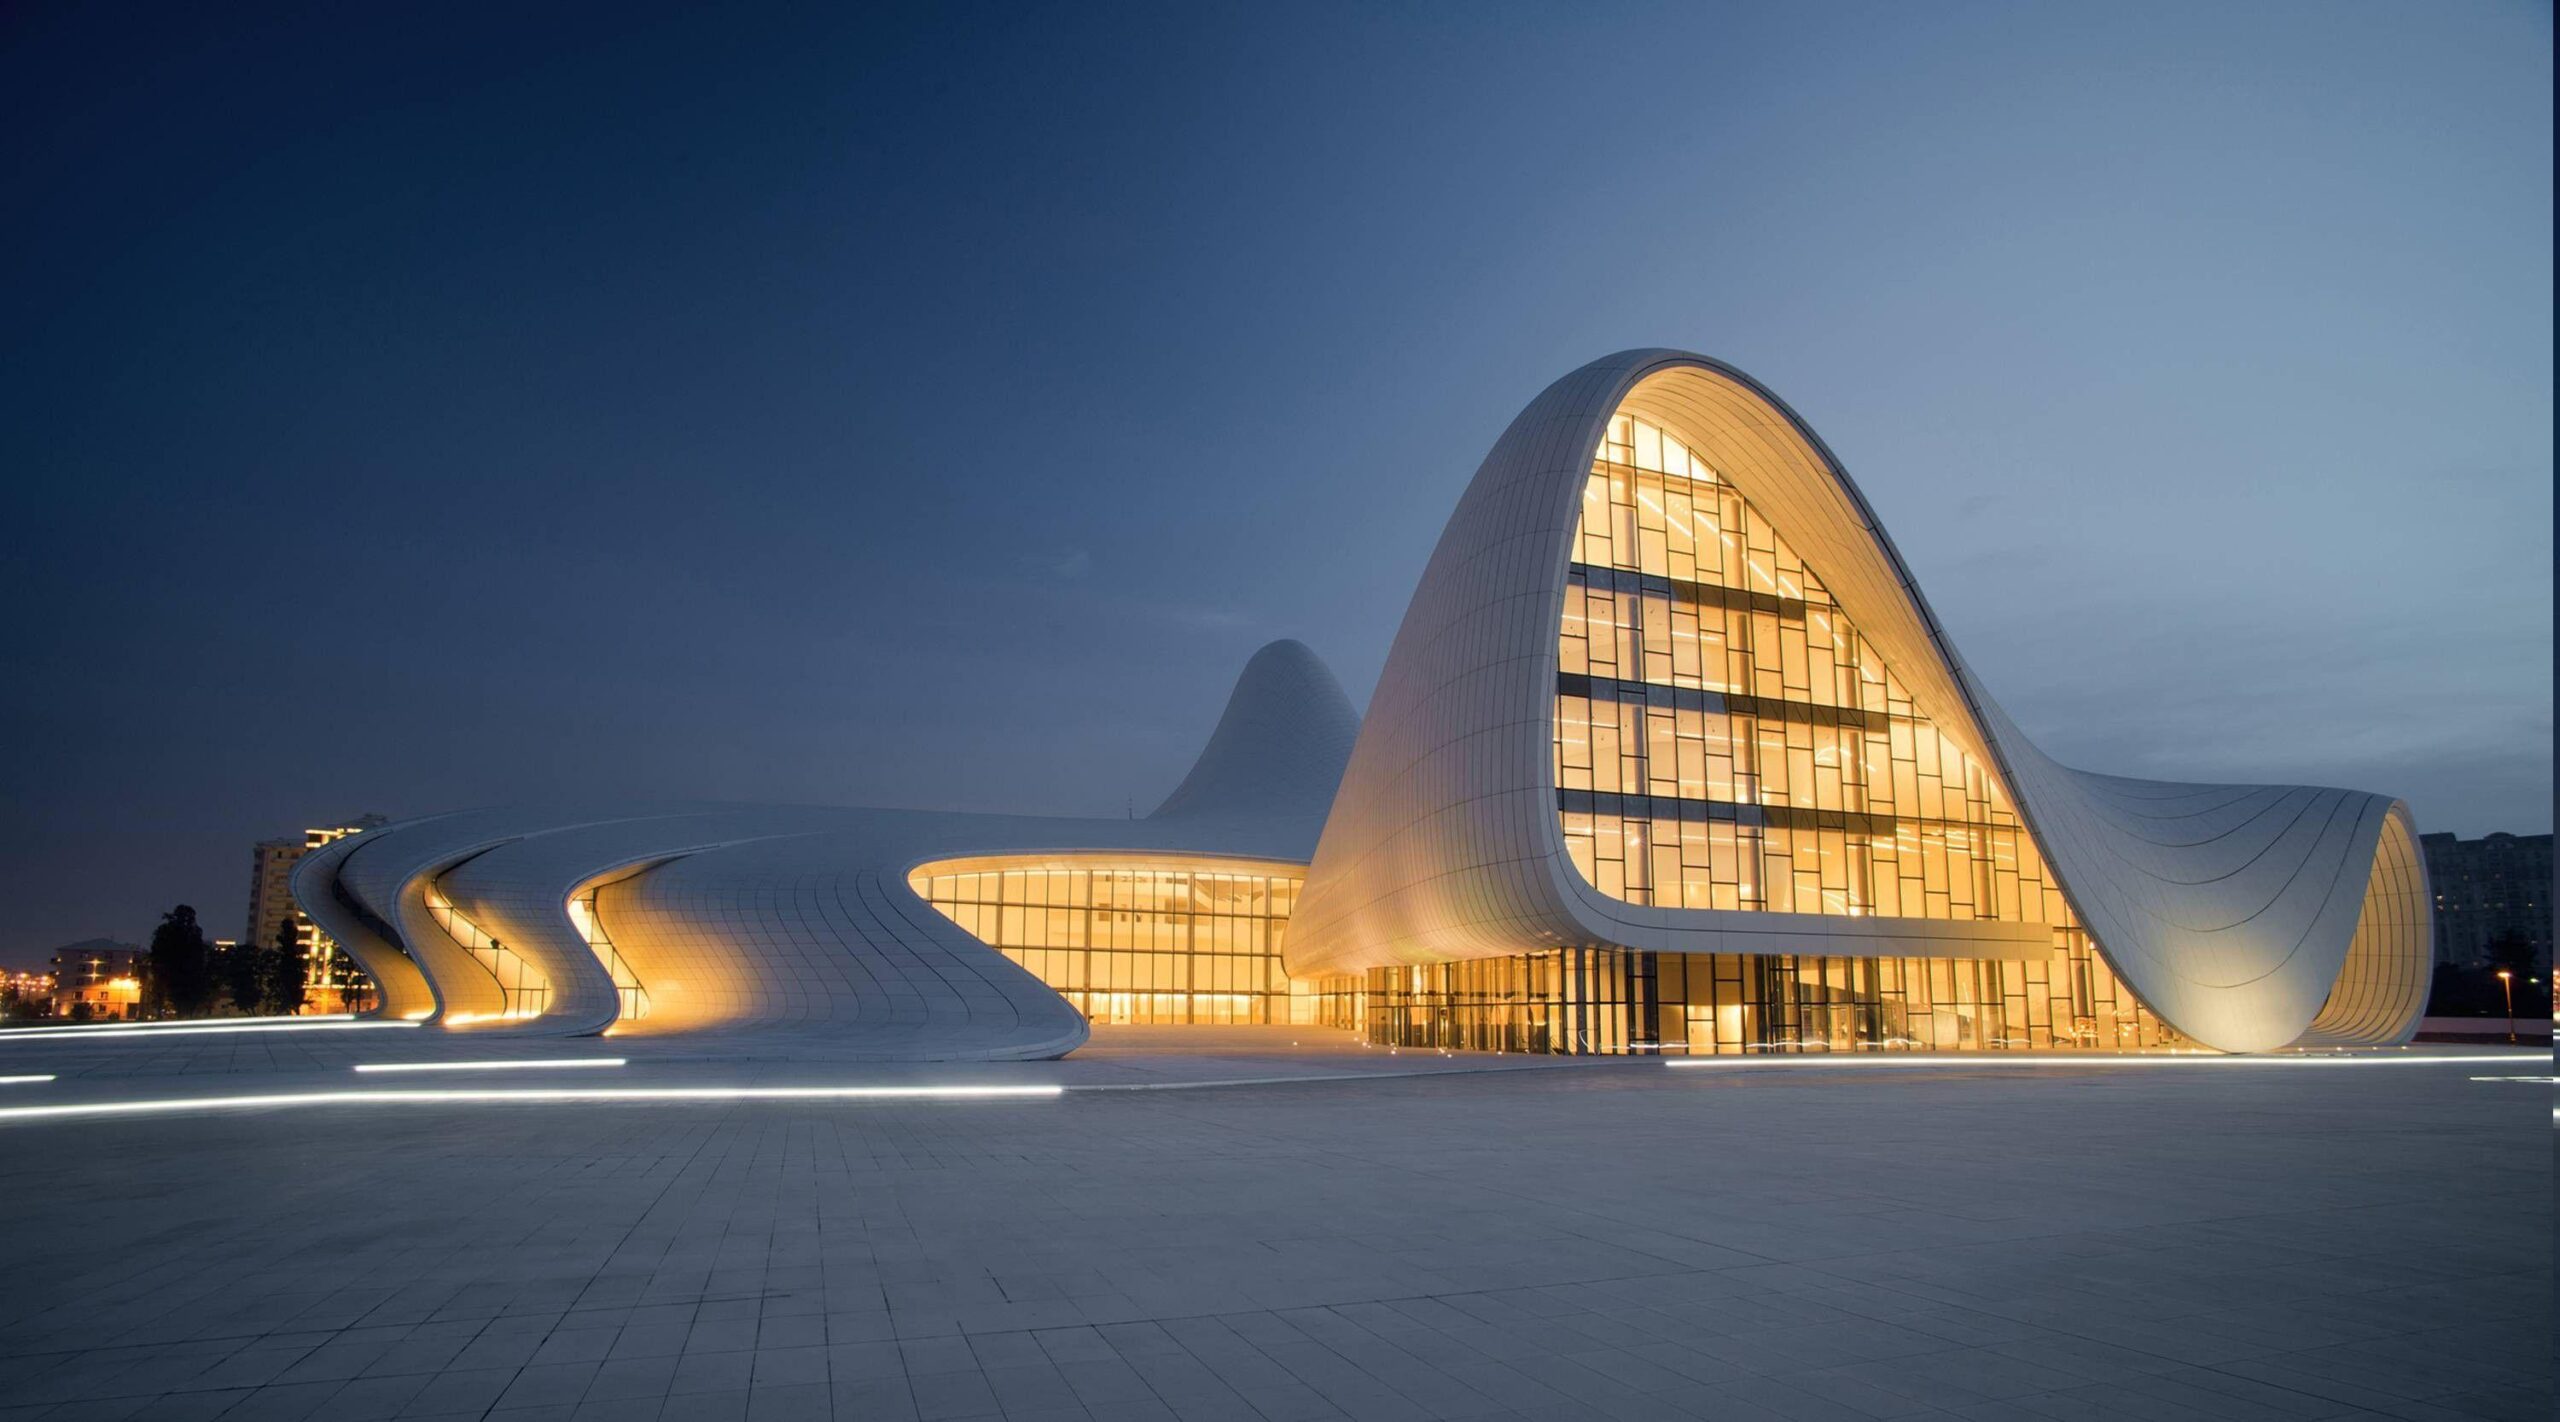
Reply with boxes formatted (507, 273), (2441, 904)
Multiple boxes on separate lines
(0, 1025), (2546, 1421)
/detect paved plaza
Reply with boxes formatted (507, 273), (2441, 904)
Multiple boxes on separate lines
(0, 1028), (2547, 1421)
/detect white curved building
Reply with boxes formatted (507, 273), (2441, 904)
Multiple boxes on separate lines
(293, 640), (1358, 1058)
(297, 352), (2430, 1056)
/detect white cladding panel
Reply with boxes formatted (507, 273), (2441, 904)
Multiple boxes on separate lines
(1289, 351), (2429, 1052)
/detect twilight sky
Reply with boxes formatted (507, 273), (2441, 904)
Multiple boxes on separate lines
(1, 2), (2549, 966)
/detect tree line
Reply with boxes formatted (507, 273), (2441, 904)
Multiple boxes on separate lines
(2428, 930), (2548, 1020)
(145, 904), (307, 1017)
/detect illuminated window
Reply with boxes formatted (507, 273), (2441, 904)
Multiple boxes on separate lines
(910, 856), (1301, 1025)
(1535, 409), (2169, 1053)
(567, 889), (650, 1022)
(422, 885), (548, 1024)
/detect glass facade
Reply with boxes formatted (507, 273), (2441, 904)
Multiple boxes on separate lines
(1560, 411), (2062, 922)
(1330, 944), (2168, 1055)
(911, 856), (1302, 1025)
(567, 887), (651, 1022)
(421, 884), (549, 1024)
(1320, 407), (2173, 1055)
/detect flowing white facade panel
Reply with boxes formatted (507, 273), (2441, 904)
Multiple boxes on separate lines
(290, 643), (1357, 1057)
(330, 811), (532, 1024)
(1150, 639), (1362, 837)
(2298, 803), (2433, 1046)
(429, 807), (859, 1036)
(1289, 350), (2429, 1052)
(288, 829), (434, 1020)
(294, 353), (2427, 1055)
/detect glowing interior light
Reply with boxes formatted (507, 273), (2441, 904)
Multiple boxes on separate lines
(437, 1004), (550, 1028)
(0, 1019), (418, 1042)
(0, 1083), (1067, 1124)
(0, 1075), (56, 1085)
(353, 1058), (626, 1074)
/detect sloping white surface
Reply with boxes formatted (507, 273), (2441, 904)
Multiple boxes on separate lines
(294, 644), (1351, 1059)
(1289, 350), (2429, 1052)
(1151, 638), (1360, 837)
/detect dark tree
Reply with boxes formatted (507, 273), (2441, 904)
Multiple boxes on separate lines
(2484, 929), (2539, 977)
(224, 934), (268, 1015)
(261, 918), (308, 1017)
(147, 904), (218, 1017)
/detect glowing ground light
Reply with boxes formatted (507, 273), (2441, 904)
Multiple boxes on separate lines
(0, 1019), (418, 1042)
(5, 1013), (353, 1031)
(1663, 1052), (2554, 1069)
(0, 1084), (1065, 1124)
(0, 1075), (55, 1085)
(353, 1059), (626, 1074)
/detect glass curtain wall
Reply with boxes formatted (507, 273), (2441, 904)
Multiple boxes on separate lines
(420, 884), (549, 1024)
(567, 887), (651, 1023)
(1335, 946), (2164, 1055)
(1489, 410), (2167, 1053)
(912, 857), (1301, 1025)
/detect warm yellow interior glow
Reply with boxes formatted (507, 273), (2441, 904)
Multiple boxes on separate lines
(910, 854), (1304, 1025)
(422, 885), (550, 1022)
(567, 887), (651, 1022)
(1533, 409), (2170, 1053)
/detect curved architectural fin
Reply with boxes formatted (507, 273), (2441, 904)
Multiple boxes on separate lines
(1150, 639), (1360, 836)
(290, 830), (435, 1020)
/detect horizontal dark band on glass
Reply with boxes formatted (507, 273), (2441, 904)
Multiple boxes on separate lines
(1556, 790), (2010, 840)
(1557, 673), (1890, 731)
(1568, 561), (1810, 617)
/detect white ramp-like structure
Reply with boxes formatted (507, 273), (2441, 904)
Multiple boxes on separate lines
(291, 643), (1358, 1057)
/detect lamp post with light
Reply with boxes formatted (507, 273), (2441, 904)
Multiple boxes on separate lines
(2494, 969), (2514, 1044)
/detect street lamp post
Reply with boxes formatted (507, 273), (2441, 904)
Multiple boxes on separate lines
(2494, 969), (2514, 1044)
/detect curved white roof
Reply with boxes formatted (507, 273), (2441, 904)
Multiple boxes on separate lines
(1285, 350), (2429, 1052)
(296, 353), (2431, 1056)
(1150, 638), (1359, 834)
(292, 643), (1353, 1058)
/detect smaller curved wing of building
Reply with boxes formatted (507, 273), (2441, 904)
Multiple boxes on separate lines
(291, 642), (1359, 1057)
(1285, 350), (2430, 1054)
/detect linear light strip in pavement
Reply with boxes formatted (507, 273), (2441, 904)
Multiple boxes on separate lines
(0, 1020), (419, 1042)
(352, 1058), (626, 1074)
(0, 1084), (1066, 1123)
(0, 1075), (55, 1085)
(1663, 1052), (2554, 1069)
(0, 1013), (354, 1034)
(1, 1053), (2546, 1126)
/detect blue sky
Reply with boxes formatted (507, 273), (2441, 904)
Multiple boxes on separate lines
(1, 1), (2548, 962)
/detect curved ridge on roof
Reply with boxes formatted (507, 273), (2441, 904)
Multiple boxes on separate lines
(1149, 638), (1360, 836)
(1286, 348), (2431, 1052)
